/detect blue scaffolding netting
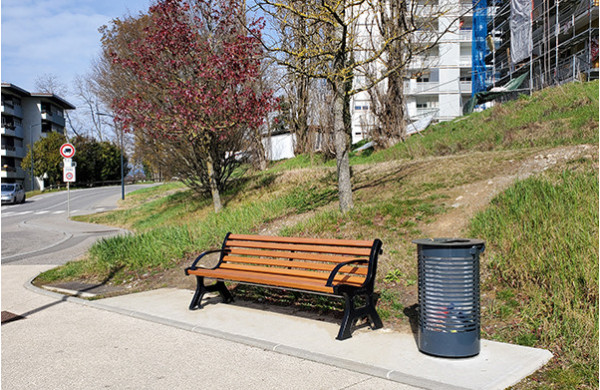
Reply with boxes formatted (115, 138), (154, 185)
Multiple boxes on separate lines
(472, 0), (488, 96)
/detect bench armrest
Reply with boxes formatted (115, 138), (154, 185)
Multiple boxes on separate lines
(185, 249), (230, 274)
(325, 259), (369, 287)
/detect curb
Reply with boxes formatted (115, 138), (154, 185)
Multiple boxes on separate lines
(24, 277), (464, 390)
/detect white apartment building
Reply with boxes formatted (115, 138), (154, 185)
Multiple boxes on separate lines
(1, 83), (75, 191)
(351, 0), (474, 144)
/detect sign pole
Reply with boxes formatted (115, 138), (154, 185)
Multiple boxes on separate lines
(60, 143), (76, 218)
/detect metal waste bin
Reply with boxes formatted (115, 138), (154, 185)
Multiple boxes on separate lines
(413, 238), (485, 358)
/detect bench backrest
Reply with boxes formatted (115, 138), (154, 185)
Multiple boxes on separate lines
(214, 233), (382, 292)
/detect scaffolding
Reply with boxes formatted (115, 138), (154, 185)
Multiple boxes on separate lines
(485, 0), (599, 94)
(473, 0), (489, 95)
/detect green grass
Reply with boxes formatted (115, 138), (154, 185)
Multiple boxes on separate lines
(37, 177), (341, 284)
(355, 80), (599, 164)
(470, 168), (599, 389)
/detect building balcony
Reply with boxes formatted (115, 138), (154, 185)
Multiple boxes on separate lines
(459, 81), (472, 93)
(408, 55), (441, 69)
(41, 111), (66, 127)
(458, 29), (472, 41)
(1, 103), (23, 118)
(458, 3), (474, 14)
(1, 145), (24, 158)
(1, 124), (24, 138)
(413, 108), (440, 119)
(460, 56), (472, 67)
(1, 166), (25, 180)
(413, 30), (438, 43)
(405, 81), (440, 94)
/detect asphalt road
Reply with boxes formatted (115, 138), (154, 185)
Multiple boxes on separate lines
(1, 184), (150, 264)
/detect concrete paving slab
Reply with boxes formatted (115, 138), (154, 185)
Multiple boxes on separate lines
(91, 288), (553, 390)
(7, 265), (412, 390)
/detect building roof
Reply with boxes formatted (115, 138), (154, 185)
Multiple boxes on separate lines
(1, 83), (31, 97)
(29, 93), (76, 110)
(1, 82), (76, 110)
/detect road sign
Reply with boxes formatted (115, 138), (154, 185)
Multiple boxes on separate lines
(63, 158), (77, 168)
(63, 166), (76, 182)
(60, 143), (76, 159)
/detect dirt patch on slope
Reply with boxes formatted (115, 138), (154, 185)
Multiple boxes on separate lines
(420, 144), (597, 237)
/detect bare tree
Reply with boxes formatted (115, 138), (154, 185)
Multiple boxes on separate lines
(33, 73), (69, 97)
(33, 73), (83, 138)
(72, 74), (113, 142)
(253, 0), (455, 212)
(365, 0), (472, 148)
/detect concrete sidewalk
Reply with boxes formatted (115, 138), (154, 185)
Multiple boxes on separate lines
(31, 284), (553, 390)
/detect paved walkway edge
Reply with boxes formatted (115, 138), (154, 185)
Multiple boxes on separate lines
(25, 278), (468, 390)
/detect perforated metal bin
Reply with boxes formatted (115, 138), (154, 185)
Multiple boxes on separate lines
(413, 238), (485, 358)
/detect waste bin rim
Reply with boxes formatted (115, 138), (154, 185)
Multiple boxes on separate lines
(412, 238), (485, 247)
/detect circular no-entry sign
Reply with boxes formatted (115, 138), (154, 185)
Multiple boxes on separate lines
(60, 143), (76, 159)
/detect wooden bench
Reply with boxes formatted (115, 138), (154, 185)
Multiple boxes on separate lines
(185, 233), (384, 340)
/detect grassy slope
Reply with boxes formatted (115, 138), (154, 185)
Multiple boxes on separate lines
(470, 168), (598, 389)
(40, 81), (598, 389)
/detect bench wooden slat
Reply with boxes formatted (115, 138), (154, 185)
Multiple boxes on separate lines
(222, 255), (369, 275)
(187, 268), (336, 294)
(228, 248), (365, 264)
(226, 240), (372, 256)
(219, 263), (366, 285)
(228, 234), (374, 248)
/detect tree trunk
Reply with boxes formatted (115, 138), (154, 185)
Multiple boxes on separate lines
(292, 11), (310, 155)
(386, 72), (407, 146)
(206, 154), (223, 213)
(333, 81), (353, 213)
(294, 73), (310, 154)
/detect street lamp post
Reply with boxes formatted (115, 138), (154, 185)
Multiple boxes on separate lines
(29, 123), (42, 191)
(96, 112), (124, 200)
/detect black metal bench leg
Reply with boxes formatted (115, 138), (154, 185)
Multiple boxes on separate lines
(214, 281), (234, 303)
(189, 277), (234, 310)
(366, 293), (383, 330)
(337, 292), (383, 340)
(337, 293), (358, 340)
(189, 276), (207, 310)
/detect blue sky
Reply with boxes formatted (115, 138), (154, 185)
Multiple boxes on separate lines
(1, 0), (152, 105)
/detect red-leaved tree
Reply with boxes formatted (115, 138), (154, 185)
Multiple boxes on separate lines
(109, 0), (274, 212)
